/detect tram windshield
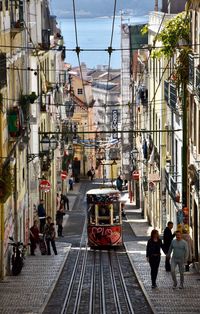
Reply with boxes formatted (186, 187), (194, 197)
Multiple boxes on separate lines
(86, 189), (121, 225)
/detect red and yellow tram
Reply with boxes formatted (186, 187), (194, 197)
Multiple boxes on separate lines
(86, 188), (123, 247)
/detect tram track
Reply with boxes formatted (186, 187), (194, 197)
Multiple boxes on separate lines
(58, 247), (152, 314)
(43, 181), (153, 314)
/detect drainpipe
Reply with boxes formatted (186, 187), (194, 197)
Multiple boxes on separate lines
(0, 203), (4, 279)
(182, 83), (188, 209)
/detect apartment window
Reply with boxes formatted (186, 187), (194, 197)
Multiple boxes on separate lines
(175, 139), (178, 177)
(194, 102), (197, 146)
(189, 95), (193, 140)
(198, 110), (200, 155)
(77, 88), (83, 95)
(194, 12), (198, 52)
(0, 53), (7, 88)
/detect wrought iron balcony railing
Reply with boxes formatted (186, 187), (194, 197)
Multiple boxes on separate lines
(164, 80), (169, 103)
(195, 67), (200, 101)
(189, 54), (195, 89)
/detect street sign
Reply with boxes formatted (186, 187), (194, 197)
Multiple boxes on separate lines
(132, 170), (139, 181)
(61, 170), (67, 180)
(39, 180), (51, 192)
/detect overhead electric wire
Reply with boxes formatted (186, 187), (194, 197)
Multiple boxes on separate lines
(71, 0), (89, 109)
(0, 42), (199, 53)
(104, 0), (117, 114)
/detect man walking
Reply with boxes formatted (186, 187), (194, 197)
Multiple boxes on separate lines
(167, 230), (188, 289)
(61, 193), (69, 211)
(163, 221), (175, 271)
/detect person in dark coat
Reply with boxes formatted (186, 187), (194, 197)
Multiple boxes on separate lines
(116, 175), (123, 191)
(163, 221), (175, 271)
(44, 216), (57, 255)
(37, 199), (46, 233)
(29, 220), (39, 256)
(56, 202), (65, 237)
(90, 167), (95, 181)
(61, 194), (69, 211)
(146, 229), (164, 288)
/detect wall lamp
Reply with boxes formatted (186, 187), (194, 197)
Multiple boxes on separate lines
(27, 134), (58, 163)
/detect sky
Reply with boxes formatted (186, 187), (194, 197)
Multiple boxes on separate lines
(50, 0), (155, 18)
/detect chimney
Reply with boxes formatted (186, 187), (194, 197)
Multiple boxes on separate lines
(154, 0), (158, 11)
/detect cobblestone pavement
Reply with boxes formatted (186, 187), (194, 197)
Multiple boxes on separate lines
(0, 242), (71, 314)
(124, 206), (200, 314)
(0, 182), (81, 314)
(1, 184), (200, 314)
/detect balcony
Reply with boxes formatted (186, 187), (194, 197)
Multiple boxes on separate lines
(170, 176), (177, 201)
(188, 53), (199, 93)
(40, 94), (47, 112)
(188, 54), (195, 89)
(165, 168), (179, 203)
(165, 169), (169, 191)
(164, 80), (169, 103)
(169, 83), (177, 110)
(0, 53), (7, 89)
(195, 67), (200, 101)
(10, 0), (24, 34)
(41, 29), (50, 50)
(164, 80), (178, 111)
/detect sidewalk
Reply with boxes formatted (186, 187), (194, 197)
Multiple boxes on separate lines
(0, 182), (81, 314)
(124, 198), (200, 314)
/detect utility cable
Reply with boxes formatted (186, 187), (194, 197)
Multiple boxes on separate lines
(104, 0), (117, 115)
(71, 0), (89, 109)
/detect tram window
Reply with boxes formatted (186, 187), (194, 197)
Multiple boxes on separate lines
(113, 202), (120, 223)
(98, 205), (110, 225)
(88, 205), (95, 224)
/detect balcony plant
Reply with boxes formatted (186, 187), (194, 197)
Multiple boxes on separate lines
(19, 92), (37, 118)
(151, 12), (191, 87)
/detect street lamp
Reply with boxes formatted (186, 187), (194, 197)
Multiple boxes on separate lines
(50, 135), (58, 151)
(40, 135), (50, 153)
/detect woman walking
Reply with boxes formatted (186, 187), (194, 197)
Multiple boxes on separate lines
(146, 229), (164, 288)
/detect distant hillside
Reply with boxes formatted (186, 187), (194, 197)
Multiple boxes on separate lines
(51, 0), (155, 18)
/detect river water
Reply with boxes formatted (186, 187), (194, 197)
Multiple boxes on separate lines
(58, 16), (148, 69)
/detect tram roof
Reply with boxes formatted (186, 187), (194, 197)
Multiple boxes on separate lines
(86, 188), (120, 195)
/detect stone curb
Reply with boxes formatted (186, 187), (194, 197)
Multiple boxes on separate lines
(38, 243), (71, 313)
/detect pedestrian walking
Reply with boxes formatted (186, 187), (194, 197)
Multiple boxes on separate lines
(90, 167), (95, 181)
(121, 203), (126, 218)
(182, 228), (194, 272)
(167, 230), (189, 289)
(69, 176), (73, 190)
(163, 221), (175, 271)
(29, 220), (39, 256)
(37, 199), (46, 233)
(61, 193), (69, 211)
(87, 169), (92, 179)
(56, 204), (65, 237)
(146, 229), (164, 288)
(56, 193), (61, 211)
(116, 175), (123, 191)
(44, 216), (57, 255)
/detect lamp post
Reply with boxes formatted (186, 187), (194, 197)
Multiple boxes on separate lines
(130, 147), (139, 203)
